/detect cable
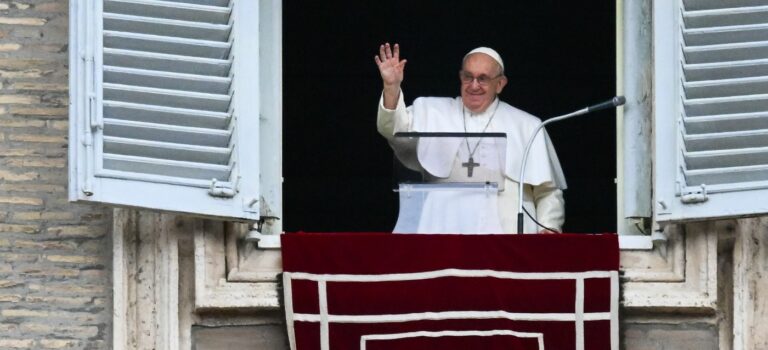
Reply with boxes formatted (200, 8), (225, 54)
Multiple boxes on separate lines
(634, 221), (648, 235)
(522, 206), (561, 233)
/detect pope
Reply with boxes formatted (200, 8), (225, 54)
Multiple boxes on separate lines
(375, 43), (566, 233)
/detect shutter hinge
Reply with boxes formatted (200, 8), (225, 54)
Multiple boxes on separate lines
(681, 184), (708, 204)
(88, 94), (102, 130)
(208, 177), (238, 198)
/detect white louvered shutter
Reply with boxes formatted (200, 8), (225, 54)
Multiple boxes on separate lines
(653, 0), (768, 223)
(69, 0), (279, 221)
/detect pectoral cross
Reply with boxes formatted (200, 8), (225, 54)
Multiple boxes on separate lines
(462, 157), (479, 177)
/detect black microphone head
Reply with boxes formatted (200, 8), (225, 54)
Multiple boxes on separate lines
(613, 96), (626, 106)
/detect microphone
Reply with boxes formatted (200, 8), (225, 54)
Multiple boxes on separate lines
(517, 96), (625, 234)
(586, 96), (626, 113)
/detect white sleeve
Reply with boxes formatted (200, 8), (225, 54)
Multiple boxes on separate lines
(532, 181), (565, 232)
(376, 90), (411, 140)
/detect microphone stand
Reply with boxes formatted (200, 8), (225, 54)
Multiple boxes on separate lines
(517, 96), (626, 234)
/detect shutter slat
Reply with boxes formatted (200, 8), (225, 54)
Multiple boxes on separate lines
(685, 146), (768, 169)
(684, 5), (768, 28)
(104, 83), (231, 112)
(684, 93), (768, 116)
(684, 128), (768, 151)
(684, 58), (768, 81)
(104, 0), (231, 24)
(104, 30), (231, 59)
(684, 112), (768, 134)
(103, 118), (231, 148)
(684, 75), (768, 99)
(103, 101), (229, 129)
(684, 40), (768, 64)
(103, 153), (231, 180)
(104, 136), (231, 164)
(166, 0), (230, 6)
(104, 48), (231, 76)
(103, 13), (231, 41)
(104, 66), (231, 94)
(684, 23), (768, 46)
(685, 164), (768, 185)
(683, 0), (768, 11)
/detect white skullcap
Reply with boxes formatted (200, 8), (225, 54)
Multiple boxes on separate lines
(465, 47), (504, 71)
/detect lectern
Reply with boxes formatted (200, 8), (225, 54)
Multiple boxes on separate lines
(391, 132), (507, 234)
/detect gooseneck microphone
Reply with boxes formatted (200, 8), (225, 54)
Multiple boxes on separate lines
(587, 96), (627, 113)
(517, 96), (626, 234)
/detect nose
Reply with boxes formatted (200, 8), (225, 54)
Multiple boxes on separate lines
(468, 79), (483, 90)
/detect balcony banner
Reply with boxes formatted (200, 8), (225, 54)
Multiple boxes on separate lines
(282, 233), (619, 350)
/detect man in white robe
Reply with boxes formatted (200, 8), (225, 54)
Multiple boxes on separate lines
(375, 43), (566, 233)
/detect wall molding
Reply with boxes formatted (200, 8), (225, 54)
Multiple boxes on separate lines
(194, 221), (279, 310)
(113, 209), (181, 350)
(621, 222), (718, 311)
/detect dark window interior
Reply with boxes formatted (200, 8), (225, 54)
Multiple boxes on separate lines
(283, 1), (616, 233)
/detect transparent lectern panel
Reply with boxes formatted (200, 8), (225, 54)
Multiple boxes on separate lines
(393, 182), (503, 234)
(392, 132), (507, 190)
(390, 132), (509, 234)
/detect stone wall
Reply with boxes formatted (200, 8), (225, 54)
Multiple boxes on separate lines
(623, 322), (720, 350)
(0, 1), (112, 348)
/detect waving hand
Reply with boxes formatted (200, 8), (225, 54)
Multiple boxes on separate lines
(374, 43), (407, 109)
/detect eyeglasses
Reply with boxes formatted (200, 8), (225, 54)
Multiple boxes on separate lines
(459, 71), (503, 86)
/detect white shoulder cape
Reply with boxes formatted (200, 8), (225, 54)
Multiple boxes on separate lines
(409, 97), (567, 189)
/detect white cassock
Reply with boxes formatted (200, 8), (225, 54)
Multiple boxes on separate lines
(378, 92), (567, 233)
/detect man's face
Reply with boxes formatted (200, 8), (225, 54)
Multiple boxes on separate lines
(460, 53), (507, 114)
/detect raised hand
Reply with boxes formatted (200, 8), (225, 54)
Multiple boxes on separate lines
(374, 43), (407, 108)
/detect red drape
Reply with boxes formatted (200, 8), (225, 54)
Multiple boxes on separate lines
(282, 233), (618, 350)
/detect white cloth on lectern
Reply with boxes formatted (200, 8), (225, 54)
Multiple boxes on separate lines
(417, 189), (504, 234)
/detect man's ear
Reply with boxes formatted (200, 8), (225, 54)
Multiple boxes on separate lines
(495, 76), (508, 94)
